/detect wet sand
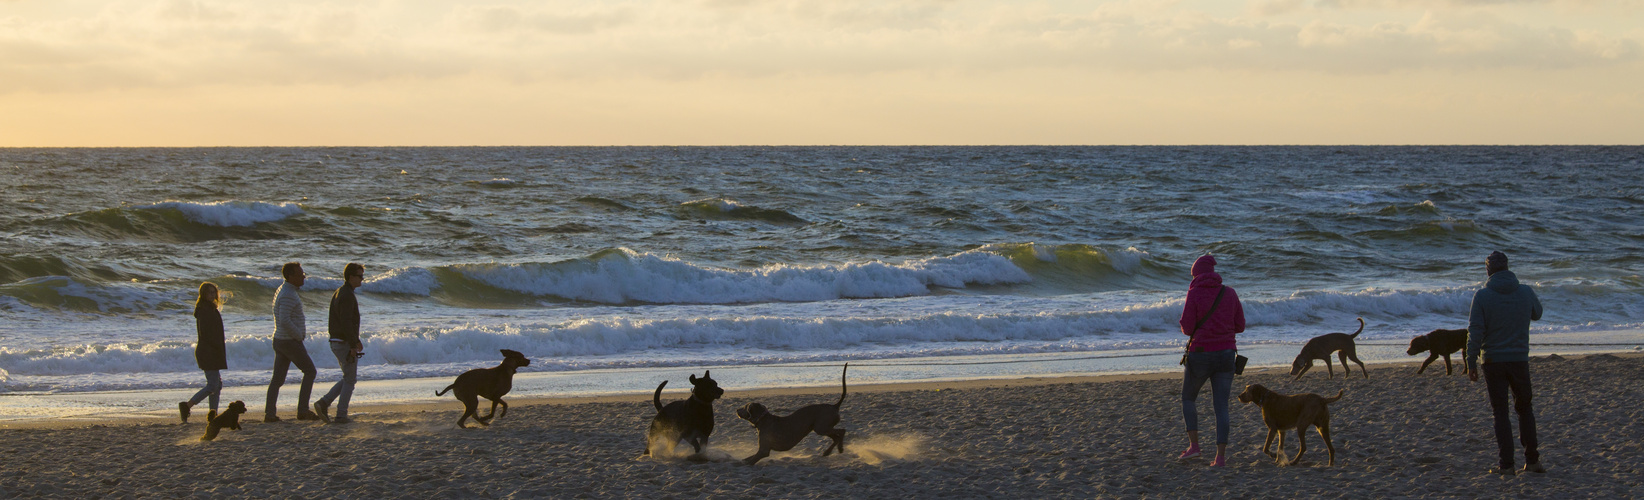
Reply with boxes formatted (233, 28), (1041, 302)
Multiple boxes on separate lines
(3, 353), (1642, 498)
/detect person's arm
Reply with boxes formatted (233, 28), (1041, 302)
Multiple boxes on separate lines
(1179, 290), (1200, 336)
(1466, 290), (1486, 376)
(1229, 288), (1245, 334)
(346, 289), (362, 351)
(276, 289), (304, 337)
(1528, 288), (1543, 322)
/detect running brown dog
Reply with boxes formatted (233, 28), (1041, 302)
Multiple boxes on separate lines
(1238, 384), (1344, 466)
(1290, 317), (1368, 379)
(435, 349), (531, 428)
(1407, 328), (1468, 375)
(201, 400), (246, 442)
(735, 363), (849, 465)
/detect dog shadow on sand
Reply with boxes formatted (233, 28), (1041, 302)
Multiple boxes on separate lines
(641, 433), (929, 466)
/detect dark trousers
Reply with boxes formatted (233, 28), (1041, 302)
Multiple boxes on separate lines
(266, 338), (316, 418)
(1483, 361), (1540, 468)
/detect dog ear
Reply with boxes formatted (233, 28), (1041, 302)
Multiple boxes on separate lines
(703, 370), (711, 378)
(689, 374), (698, 382)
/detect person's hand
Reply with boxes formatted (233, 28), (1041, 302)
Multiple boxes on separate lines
(352, 345), (364, 358)
(1467, 367), (1480, 382)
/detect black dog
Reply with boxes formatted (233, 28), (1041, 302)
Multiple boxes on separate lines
(736, 364), (848, 465)
(435, 349), (531, 428)
(645, 370), (725, 457)
(201, 400), (246, 442)
(1407, 328), (1468, 375)
(1290, 317), (1368, 380)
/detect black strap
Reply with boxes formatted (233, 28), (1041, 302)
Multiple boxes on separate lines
(1185, 287), (1228, 352)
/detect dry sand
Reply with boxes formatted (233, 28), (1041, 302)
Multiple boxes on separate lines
(3, 353), (1642, 498)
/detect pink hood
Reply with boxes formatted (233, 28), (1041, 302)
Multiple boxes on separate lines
(1180, 255), (1244, 350)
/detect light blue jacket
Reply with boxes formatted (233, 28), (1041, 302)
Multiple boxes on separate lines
(1466, 270), (1542, 372)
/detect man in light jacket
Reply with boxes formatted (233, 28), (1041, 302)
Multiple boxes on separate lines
(265, 262), (320, 422)
(1466, 251), (1544, 475)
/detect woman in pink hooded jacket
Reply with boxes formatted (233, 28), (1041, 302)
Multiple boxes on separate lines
(1178, 254), (1245, 467)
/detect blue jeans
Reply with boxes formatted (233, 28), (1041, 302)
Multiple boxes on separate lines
(318, 342), (357, 418)
(188, 369), (221, 411)
(1182, 349), (1236, 445)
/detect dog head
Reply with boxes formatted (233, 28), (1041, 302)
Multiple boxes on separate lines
(687, 370), (724, 402)
(1237, 384), (1268, 405)
(224, 400), (247, 415)
(735, 403), (769, 426)
(1407, 333), (1433, 356)
(1288, 356), (1312, 377)
(500, 349), (531, 369)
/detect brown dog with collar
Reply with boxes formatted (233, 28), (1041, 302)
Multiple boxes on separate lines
(735, 364), (849, 465)
(1407, 328), (1468, 375)
(1238, 384), (1344, 466)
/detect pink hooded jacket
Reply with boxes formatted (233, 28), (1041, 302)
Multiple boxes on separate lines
(1179, 255), (1244, 351)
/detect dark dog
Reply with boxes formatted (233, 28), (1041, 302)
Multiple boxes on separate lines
(645, 370), (725, 457)
(1238, 385), (1343, 466)
(1407, 328), (1468, 375)
(735, 364), (849, 465)
(201, 400), (246, 442)
(434, 349), (530, 428)
(1290, 317), (1368, 379)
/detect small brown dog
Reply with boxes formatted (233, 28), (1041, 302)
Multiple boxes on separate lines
(435, 349), (530, 428)
(201, 400), (246, 442)
(1407, 328), (1468, 375)
(734, 364), (848, 465)
(1238, 384), (1343, 466)
(1290, 317), (1368, 379)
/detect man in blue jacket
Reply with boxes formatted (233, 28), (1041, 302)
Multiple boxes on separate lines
(1466, 251), (1544, 476)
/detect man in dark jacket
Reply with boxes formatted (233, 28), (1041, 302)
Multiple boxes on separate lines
(316, 263), (364, 424)
(1466, 251), (1544, 475)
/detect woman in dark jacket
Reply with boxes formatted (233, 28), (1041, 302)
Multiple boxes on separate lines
(180, 282), (228, 424)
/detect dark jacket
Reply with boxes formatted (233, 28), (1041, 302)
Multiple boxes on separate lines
(1466, 270), (1543, 372)
(1179, 255), (1245, 351)
(328, 285), (362, 349)
(193, 304), (227, 371)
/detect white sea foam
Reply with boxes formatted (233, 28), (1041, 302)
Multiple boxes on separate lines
(136, 200), (303, 227)
(453, 248), (1031, 304)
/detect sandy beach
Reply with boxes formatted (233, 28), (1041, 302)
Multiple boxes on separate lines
(3, 352), (1641, 498)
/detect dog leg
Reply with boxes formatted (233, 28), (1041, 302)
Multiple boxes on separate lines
(457, 394), (482, 428)
(1294, 426), (1309, 466)
(1418, 355), (1437, 375)
(478, 399), (500, 423)
(824, 430), (846, 456)
(1324, 357), (1336, 379)
(1337, 351), (1350, 378)
(1263, 428), (1278, 459)
(1274, 431), (1289, 466)
(743, 448), (770, 465)
(1348, 351), (1368, 378)
(1318, 424), (1335, 467)
(1442, 354), (1454, 375)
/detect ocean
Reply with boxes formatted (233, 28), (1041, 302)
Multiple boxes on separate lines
(2, 146), (1642, 397)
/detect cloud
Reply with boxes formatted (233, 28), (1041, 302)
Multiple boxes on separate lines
(0, 0), (1639, 95)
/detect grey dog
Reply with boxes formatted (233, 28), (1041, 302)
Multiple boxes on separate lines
(735, 363), (849, 465)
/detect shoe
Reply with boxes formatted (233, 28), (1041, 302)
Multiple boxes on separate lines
(315, 400), (332, 424)
(264, 415), (282, 423)
(1210, 455), (1226, 467)
(330, 416), (352, 425)
(178, 402), (191, 424)
(206, 410), (218, 422)
(1488, 466), (1516, 476)
(297, 409), (321, 421)
(1522, 463), (1546, 474)
(1178, 444), (1201, 460)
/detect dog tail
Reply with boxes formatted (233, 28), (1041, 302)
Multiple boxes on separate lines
(1349, 317), (1364, 338)
(835, 363), (849, 408)
(653, 380), (668, 412)
(1323, 389), (1345, 404)
(435, 384), (455, 396)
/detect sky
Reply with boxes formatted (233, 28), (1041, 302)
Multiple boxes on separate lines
(1, 0), (1641, 146)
